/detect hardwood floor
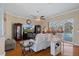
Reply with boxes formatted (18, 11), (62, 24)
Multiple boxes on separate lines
(5, 41), (79, 56)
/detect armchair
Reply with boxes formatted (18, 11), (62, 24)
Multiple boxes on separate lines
(31, 33), (50, 52)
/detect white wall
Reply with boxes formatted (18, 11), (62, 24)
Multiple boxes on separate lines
(0, 7), (5, 56)
(0, 8), (4, 37)
(0, 37), (5, 56)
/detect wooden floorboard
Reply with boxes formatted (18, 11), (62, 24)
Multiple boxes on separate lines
(5, 41), (79, 56)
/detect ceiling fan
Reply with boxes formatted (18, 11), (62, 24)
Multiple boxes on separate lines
(30, 15), (46, 20)
(29, 10), (46, 20)
(29, 10), (54, 21)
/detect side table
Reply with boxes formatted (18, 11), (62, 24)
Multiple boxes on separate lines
(20, 40), (34, 56)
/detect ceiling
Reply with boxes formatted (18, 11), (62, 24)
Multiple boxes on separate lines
(1, 3), (79, 18)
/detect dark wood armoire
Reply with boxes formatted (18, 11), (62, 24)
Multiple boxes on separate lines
(12, 23), (22, 41)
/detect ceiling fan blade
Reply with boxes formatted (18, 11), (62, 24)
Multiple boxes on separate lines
(40, 16), (46, 20)
(30, 15), (46, 20)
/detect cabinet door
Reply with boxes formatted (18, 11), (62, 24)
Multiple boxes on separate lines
(16, 25), (22, 39)
(12, 23), (22, 40)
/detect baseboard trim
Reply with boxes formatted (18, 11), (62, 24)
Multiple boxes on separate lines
(73, 43), (79, 46)
(62, 40), (79, 46)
